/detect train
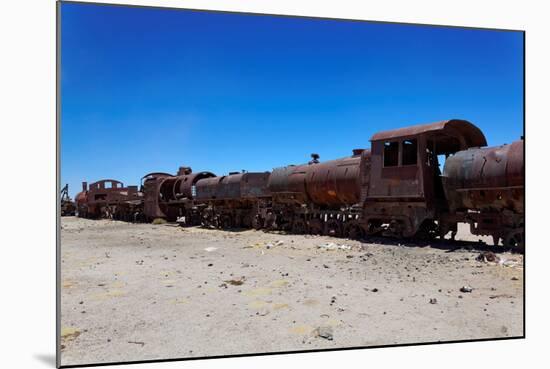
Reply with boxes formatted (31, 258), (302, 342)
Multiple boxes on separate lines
(70, 119), (525, 250)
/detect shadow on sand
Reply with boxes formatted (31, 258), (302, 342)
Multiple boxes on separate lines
(172, 223), (520, 254)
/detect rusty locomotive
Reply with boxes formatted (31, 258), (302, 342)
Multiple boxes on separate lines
(71, 119), (524, 250)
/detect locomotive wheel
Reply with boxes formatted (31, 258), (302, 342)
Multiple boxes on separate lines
(291, 218), (307, 234)
(504, 228), (524, 252)
(308, 219), (324, 235)
(325, 219), (343, 237)
(220, 215), (233, 229)
(415, 220), (438, 241)
(264, 213), (276, 230)
(344, 222), (364, 240)
(241, 214), (253, 229)
(365, 220), (383, 236)
(252, 215), (264, 230)
(213, 215), (221, 229)
(278, 216), (293, 232)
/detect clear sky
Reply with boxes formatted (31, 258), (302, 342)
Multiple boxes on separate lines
(60, 2), (524, 198)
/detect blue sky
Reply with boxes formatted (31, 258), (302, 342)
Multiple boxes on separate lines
(60, 2), (523, 198)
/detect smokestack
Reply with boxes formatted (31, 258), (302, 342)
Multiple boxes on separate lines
(177, 166), (192, 176)
(82, 181), (87, 192)
(309, 153), (320, 165)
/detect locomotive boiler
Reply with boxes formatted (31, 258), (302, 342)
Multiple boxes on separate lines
(195, 171), (271, 229)
(442, 139), (524, 248)
(141, 166), (216, 223)
(268, 151), (363, 207)
(266, 151), (366, 235)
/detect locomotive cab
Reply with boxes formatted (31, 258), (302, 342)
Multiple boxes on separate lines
(365, 119), (487, 237)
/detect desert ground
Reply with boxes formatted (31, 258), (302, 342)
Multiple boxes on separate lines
(60, 217), (523, 366)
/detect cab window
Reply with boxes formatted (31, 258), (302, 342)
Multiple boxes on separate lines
(402, 139), (418, 165)
(383, 141), (399, 167)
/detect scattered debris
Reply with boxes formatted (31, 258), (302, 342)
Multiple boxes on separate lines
(460, 286), (473, 293)
(499, 258), (520, 267)
(265, 240), (285, 249)
(489, 294), (515, 299)
(204, 247), (218, 252)
(256, 308), (270, 316)
(315, 326), (334, 340)
(318, 242), (351, 251)
(476, 251), (500, 263)
(61, 327), (81, 341)
(429, 298), (438, 304)
(224, 278), (245, 286)
(128, 341), (145, 347)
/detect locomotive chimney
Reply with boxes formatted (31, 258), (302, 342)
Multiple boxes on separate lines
(309, 153), (320, 165)
(82, 181), (87, 192)
(352, 149), (365, 156)
(177, 166), (192, 176)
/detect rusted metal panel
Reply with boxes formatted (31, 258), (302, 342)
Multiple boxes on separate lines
(195, 172), (270, 201)
(142, 169), (216, 220)
(194, 176), (222, 200)
(442, 139), (524, 213)
(367, 138), (425, 199)
(362, 119), (490, 237)
(241, 172), (272, 199)
(142, 173), (173, 220)
(268, 150), (365, 207)
(76, 179), (142, 219)
(177, 171), (216, 199)
(370, 119), (487, 152)
(75, 191), (87, 209)
(268, 165), (308, 202)
(305, 155), (361, 206)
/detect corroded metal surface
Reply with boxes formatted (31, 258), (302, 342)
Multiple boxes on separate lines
(142, 168), (215, 221)
(371, 119), (487, 153)
(142, 172), (173, 220)
(195, 172), (271, 201)
(268, 150), (365, 207)
(71, 119), (524, 249)
(443, 139), (524, 213)
(76, 179), (142, 219)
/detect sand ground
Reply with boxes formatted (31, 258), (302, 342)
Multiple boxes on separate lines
(60, 217), (523, 366)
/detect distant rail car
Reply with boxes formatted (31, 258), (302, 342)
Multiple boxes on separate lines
(75, 179), (142, 221)
(141, 167), (216, 224)
(72, 119), (524, 250)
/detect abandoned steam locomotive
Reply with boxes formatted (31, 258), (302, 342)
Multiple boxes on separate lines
(72, 119), (524, 250)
